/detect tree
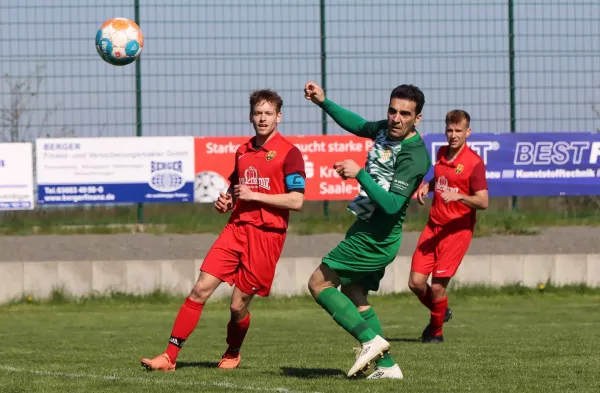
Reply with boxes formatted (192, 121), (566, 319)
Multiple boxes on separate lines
(1, 63), (74, 143)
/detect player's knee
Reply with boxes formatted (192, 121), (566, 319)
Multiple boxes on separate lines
(307, 271), (325, 298)
(189, 282), (214, 303)
(431, 283), (447, 299)
(229, 301), (248, 319)
(408, 277), (427, 294)
(307, 275), (319, 298)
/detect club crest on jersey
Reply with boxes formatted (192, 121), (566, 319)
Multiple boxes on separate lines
(380, 149), (392, 161)
(240, 166), (270, 190)
(455, 164), (464, 174)
(266, 150), (277, 161)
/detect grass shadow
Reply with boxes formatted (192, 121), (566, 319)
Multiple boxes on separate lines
(176, 361), (219, 369)
(280, 366), (345, 379)
(386, 337), (421, 343)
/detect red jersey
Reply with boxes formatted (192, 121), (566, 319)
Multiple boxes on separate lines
(429, 144), (487, 229)
(228, 132), (305, 230)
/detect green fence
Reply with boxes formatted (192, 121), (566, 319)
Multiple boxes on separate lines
(0, 1), (599, 230)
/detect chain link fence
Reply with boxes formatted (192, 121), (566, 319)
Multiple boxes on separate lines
(1, 1), (598, 143)
(1, 1), (599, 228)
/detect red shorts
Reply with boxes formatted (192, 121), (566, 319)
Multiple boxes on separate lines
(411, 221), (473, 278)
(200, 222), (286, 297)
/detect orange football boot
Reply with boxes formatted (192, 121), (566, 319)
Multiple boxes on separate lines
(140, 353), (176, 372)
(217, 351), (241, 369)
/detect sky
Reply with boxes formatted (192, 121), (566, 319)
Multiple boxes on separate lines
(1, 0), (599, 141)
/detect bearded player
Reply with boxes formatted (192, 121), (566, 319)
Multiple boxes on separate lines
(304, 81), (431, 379)
(410, 109), (488, 343)
(141, 89), (306, 371)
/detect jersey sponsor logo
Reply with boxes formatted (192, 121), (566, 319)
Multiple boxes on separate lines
(435, 176), (459, 193)
(392, 178), (409, 191)
(455, 164), (464, 174)
(266, 150), (277, 161)
(380, 149), (392, 161)
(240, 166), (270, 190)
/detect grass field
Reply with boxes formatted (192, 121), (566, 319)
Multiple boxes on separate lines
(1, 197), (600, 236)
(1, 287), (599, 393)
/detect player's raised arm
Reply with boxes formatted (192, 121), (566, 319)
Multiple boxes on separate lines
(304, 81), (385, 139)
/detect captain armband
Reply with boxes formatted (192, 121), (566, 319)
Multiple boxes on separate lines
(285, 173), (305, 193)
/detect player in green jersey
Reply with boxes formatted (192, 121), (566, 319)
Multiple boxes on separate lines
(304, 81), (431, 380)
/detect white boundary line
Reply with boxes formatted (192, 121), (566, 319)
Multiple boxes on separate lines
(0, 365), (323, 393)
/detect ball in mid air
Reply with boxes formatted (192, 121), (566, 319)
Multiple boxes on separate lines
(96, 17), (144, 66)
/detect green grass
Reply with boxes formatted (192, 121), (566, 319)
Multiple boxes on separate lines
(1, 196), (599, 236)
(1, 288), (599, 392)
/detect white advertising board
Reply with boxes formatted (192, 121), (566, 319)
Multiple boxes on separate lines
(0, 143), (34, 210)
(36, 137), (195, 204)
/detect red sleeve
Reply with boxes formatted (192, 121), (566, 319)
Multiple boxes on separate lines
(283, 146), (306, 178)
(227, 166), (238, 186)
(470, 161), (488, 193)
(227, 150), (241, 186)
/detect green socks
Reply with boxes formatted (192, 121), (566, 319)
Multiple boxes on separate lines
(360, 308), (396, 368)
(315, 288), (377, 344)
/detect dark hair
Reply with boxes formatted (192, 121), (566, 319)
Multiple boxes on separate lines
(390, 85), (425, 115)
(445, 109), (470, 127)
(249, 89), (283, 114)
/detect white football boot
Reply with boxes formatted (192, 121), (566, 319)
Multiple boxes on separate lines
(366, 364), (404, 379)
(347, 335), (390, 377)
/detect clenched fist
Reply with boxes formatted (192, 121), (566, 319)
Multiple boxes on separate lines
(304, 81), (326, 105)
(214, 192), (233, 213)
(334, 159), (362, 180)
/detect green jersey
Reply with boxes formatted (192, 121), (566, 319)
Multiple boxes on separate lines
(319, 98), (431, 290)
(344, 125), (431, 263)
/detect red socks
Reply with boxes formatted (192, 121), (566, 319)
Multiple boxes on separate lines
(429, 296), (448, 337)
(166, 297), (205, 362)
(163, 299), (251, 363)
(417, 284), (434, 311)
(225, 313), (251, 354)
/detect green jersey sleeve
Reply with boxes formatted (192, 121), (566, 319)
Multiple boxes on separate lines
(355, 169), (409, 215)
(320, 98), (386, 139)
(389, 147), (431, 198)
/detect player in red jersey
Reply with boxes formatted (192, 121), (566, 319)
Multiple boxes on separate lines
(409, 109), (488, 343)
(141, 90), (306, 371)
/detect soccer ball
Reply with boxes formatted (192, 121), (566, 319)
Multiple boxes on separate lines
(95, 17), (144, 66)
(194, 171), (229, 203)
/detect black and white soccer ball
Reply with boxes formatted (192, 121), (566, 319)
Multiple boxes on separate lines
(194, 171), (228, 203)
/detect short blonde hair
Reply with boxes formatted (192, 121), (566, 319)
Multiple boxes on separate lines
(445, 109), (470, 127)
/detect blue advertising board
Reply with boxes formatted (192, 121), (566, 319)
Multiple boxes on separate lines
(421, 132), (600, 196)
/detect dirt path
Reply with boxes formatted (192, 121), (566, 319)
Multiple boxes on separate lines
(0, 226), (598, 262)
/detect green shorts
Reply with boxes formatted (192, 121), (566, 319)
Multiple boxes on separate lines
(321, 222), (399, 293)
(321, 258), (387, 293)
